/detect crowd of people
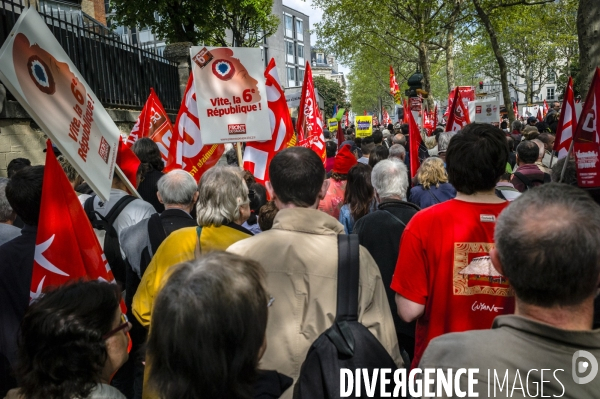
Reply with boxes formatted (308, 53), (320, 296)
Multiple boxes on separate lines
(1, 115), (599, 398)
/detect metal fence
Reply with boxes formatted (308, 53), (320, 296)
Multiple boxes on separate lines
(0, 0), (181, 112)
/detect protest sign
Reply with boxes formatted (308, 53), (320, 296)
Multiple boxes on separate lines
(328, 118), (339, 131)
(0, 8), (120, 201)
(190, 46), (270, 145)
(355, 116), (373, 138)
(471, 98), (501, 125)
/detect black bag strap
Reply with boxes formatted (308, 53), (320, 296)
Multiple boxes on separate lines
(147, 213), (167, 256)
(104, 195), (136, 226)
(495, 188), (507, 201)
(84, 195), (95, 220)
(513, 171), (534, 189)
(383, 209), (407, 228)
(335, 234), (360, 322)
(427, 188), (442, 204)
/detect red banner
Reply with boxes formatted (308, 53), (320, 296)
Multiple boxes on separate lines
(296, 62), (326, 162)
(390, 66), (401, 105)
(445, 88), (470, 132)
(554, 76), (577, 160)
(573, 68), (600, 188)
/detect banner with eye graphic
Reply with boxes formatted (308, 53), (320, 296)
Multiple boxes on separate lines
(190, 46), (271, 145)
(0, 7), (121, 202)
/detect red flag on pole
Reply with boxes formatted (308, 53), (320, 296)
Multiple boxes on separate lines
(537, 107), (544, 123)
(554, 76), (577, 160)
(403, 99), (408, 124)
(116, 137), (141, 189)
(408, 105), (423, 179)
(513, 101), (519, 120)
(543, 99), (549, 118)
(165, 74), (225, 181)
(296, 62), (326, 162)
(243, 59), (297, 185)
(125, 88), (174, 155)
(573, 68), (600, 187)
(445, 88), (470, 132)
(390, 66), (401, 105)
(31, 140), (120, 303)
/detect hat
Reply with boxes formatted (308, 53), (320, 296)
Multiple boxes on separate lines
(333, 145), (357, 174)
(527, 116), (537, 124)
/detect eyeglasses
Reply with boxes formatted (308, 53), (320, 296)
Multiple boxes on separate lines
(102, 313), (130, 340)
(268, 295), (275, 308)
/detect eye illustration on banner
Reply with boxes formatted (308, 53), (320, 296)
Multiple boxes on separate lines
(27, 55), (55, 95)
(212, 59), (235, 81)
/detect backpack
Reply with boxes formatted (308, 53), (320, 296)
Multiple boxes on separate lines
(513, 171), (551, 190)
(84, 195), (136, 286)
(294, 234), (403, 399)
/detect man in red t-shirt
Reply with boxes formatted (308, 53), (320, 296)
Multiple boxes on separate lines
(391, 123), (516, 368)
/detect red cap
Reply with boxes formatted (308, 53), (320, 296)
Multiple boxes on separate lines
(333, 145), (358, 174)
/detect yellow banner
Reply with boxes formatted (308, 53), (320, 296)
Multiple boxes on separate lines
(328, 118), (338, 131)
(355, 116), (372, 138)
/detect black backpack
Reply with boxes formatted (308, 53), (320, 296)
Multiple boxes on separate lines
(294, 235), (402, 399)
(84, 195), (136, 286)
(513, 171), (551, 190)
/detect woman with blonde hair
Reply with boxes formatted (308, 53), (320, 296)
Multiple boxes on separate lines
(409, 157), (456, 208)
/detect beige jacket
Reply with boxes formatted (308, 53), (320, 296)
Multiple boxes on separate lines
(227, 208), (403, 398)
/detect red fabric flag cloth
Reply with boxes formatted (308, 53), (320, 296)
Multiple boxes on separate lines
(390, 66), (401, 105)
(554, 76), (578, 160)
(116, 137), (141, 189)
(296, 62), (326, 162)
(573, 68), (600, 187)
(243, 58), (296, 185)
(513, 101), (519, 119)
(403, 99), (409, 124)
(445, 88), (470, 132)
(408, 107), (423, 179)
(343, 110), (349, 128)
(125, 88), (174, 152)
(537, 107), (544, 123)
(543, 99), (549, 118)
(165, 74), (224, 182)
(31, 140), (120, 303)
(433, 105), (438, 128)
(336, 122), (345, 148)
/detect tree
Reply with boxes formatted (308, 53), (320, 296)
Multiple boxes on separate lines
(313, 77), (350, 117)
(577, 0), (600, 97)
(109, 0), (278, 47)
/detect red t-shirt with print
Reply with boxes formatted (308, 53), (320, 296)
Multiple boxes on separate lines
(391, 199), (515, 368)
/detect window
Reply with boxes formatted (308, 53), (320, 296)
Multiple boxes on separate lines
(287, 67), (296, 87)
(547, 68), (556, 83)
(284, 14), (293, 38)
(285, 40), (295, 64)
(297, 44), (304, 65)
(317, 53), (324, 64)
(298, 68), (305, 85)
(547, 87), (555, 101)
(296, 19), (304, 42)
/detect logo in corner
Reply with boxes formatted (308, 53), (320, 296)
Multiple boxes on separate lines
(192, 47), (214, 69)
(228, 124), (246, 135)
(572, 350), (598, 384)
(98, 137), (110, 164)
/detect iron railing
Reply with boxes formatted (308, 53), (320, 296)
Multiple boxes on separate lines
(0, 0), (180, 112)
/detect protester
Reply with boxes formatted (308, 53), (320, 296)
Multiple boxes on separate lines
(511, 140), (550, 192)
(227, 147), (402, 397)
(372, 130), (383, 146)
(510, 120), (523, 143)
(532, 138), (552, 173)
(0, 166), (43, 395)
(409, 157), (456, 208)
(0, 178), (20, 246)
(325, 141), (337, 174)
(436, 131), (455, 164)
(338, 163), (375, 234)
(494, 172), (521, 201)
(257, 200), (278, 232)
(382, 129), (392, 148)
(388, 144), (405, 162)
(420, 184), (600, 396)
(551, 157), (577, 185)
(242, 183), (268, 235)
(318, 145), (357, 219)
(132, 166), (252, 328)
(538, 132), (556, 168)
(392, 123), (514, 368)
(506, 136), (517, 169)
(131, 138), (166, 213)
(368, 145), (389, 168)
(358, 136), (375, 165)
(354, 159), (420, 360)
(6, 158), (31, 178)
(146, 252), (292, 399)
(6, 281), (129, 399)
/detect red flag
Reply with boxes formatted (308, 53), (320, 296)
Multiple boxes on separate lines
(382, 108), (391, 126)
(407, 107), (423, 179)
(390, 66), (401, 105)
(243, 59), (296, 185)
(445, 88), (470, 132)
(433, 105), (438, 128)
(343, 110), (349, 128)
(573, 68), (600, 187)
(543, 99), (549, 118)
(116, 137), (141, 189)
(336, 122), (345, 148)
(513, 101), (519, 119)
(423, 109), (435, 135)
(31, 140), (119, 303)
(554, 76), (577, 160)
(165, 74), (225, 181)
(403, 99), (408, 124)
(296, 62), (326, 162)
(125, 89), (174, 156)
(537, 107), (544, 122)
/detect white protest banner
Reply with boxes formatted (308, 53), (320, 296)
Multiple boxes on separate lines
(0, 7), (120, 202)
(469, 98), (501, 125)
(190, 46), (270, 145)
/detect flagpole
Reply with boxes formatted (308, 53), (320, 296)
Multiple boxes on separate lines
(236, 142), (243, 168)
(559, 140), (574, 183)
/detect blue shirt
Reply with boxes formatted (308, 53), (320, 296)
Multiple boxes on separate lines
(409, 183), (457, 209)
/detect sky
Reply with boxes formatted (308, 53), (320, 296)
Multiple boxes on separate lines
(281, 0), (351, 76)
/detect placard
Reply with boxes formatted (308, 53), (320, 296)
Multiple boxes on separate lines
(0, 8), (120, 201)
(355, 116), (373, 138)
(190, 46), (270, 144)
(328, 118), (338, 131)
(470, 98), (501, 124)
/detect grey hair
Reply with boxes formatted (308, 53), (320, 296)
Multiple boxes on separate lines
(157, 170), (198, 205)
(392, 134), (406, 146)
(511, 120), (523, 132)
(371, 159), (409, 200)
(196, 166), (249, 227)
(388, 144), (406, 160)
(0, 177), (14, 222)
(532, 139), (545, 159)
(495, 184), (600, 307)
(437, 131), (456, 153)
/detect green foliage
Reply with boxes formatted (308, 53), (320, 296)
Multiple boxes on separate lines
(109, 0), (278, 47)
(313, 76), (350, 117)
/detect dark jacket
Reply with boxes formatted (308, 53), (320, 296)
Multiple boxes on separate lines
(254, 370), (293, 398)
(409, 182), (456, 209)
(137, 168), (165, 213)
(353, 200), (420, 353)
(0, 225), (37, 396)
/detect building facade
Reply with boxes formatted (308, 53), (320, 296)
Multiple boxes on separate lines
(310, 48), (346, 88)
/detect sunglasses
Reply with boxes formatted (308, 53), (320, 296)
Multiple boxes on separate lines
(102, 313), (130, 340)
